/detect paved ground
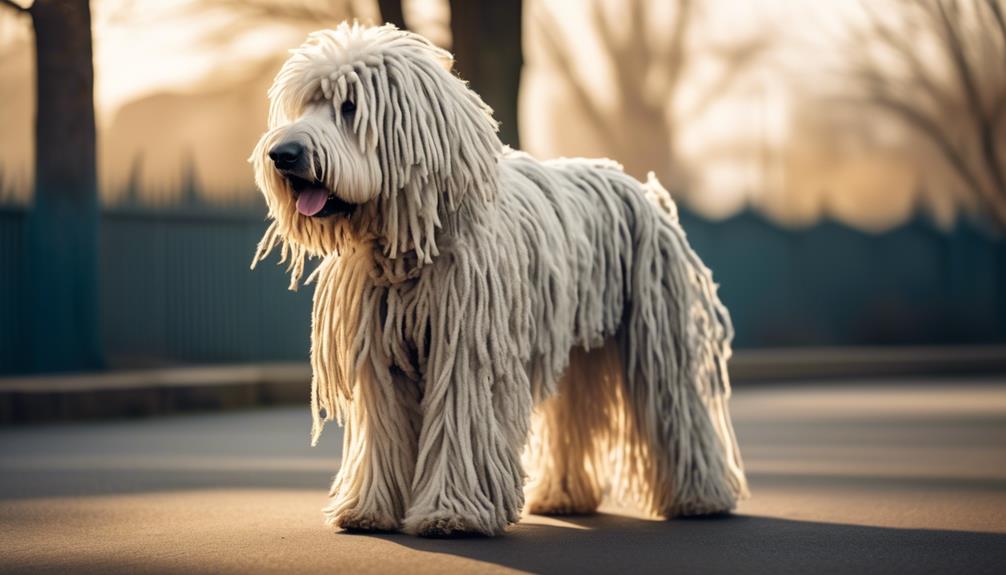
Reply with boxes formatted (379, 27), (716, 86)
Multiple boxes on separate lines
(2, 378), (1005, 574)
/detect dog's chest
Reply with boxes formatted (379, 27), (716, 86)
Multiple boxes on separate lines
(375, 277), (432, 381)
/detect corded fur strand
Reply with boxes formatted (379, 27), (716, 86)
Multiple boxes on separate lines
(252, 23), (747, 537)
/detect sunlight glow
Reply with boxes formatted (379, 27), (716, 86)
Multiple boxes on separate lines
(0, 0), (986, 229)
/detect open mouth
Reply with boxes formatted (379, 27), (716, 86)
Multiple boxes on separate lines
(287, 176), (355, 218)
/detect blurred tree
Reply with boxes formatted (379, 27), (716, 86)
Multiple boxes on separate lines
(448, 0), (523, 148)
(534, 0), (766, 188)
(850, 0), (1006, 225)
(0, 0), (102, 371)
(371, 0), (525, 148)
(377, 0), (406, 30)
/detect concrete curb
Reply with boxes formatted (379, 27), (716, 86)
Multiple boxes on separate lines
(0, 363), (310, 424)
(729, 345), (1006, 382)
(1, 346), (1004, 424)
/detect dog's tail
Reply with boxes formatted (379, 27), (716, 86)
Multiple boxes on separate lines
(611, 172), (748, 517)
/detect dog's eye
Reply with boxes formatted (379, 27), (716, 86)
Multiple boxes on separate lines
(340, 100), (356, 118)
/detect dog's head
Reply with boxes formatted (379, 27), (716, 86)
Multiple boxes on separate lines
(251, 24), (501, 282)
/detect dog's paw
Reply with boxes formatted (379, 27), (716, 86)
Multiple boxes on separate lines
(331, 508), (400, 533)
(527, 490), (599, 516)
(404, 512), (497, 538)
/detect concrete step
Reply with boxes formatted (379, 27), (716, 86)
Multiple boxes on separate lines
(2, 346), (1004, 424)
(0, 363), (310, 424)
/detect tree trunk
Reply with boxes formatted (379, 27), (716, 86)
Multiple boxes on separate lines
(449, 0), (523, 148)
(28, 0), (103, 371)
(377, 0), (406, 30)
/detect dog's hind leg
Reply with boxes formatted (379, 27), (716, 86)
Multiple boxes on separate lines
(525, 341), (621, 516)
(613, 175), (747, 518)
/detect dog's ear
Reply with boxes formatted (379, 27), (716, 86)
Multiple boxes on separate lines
(375, 29), (502, 209)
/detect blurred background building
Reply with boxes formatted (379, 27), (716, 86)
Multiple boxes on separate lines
(0, 0), (1003, 374)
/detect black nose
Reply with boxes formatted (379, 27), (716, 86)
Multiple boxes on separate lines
(268, 142), (305, 170)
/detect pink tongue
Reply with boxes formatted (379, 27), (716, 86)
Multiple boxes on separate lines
(296, 187), (329, 216)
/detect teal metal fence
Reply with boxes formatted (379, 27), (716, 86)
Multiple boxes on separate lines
(100, 207), (313, 367)
(0, 207), (27, 372)
(0, 201), (1003, 374)
(679, 210), (1006, 348)
(0, 203), (313, 374)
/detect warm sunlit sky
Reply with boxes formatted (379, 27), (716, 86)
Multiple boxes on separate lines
(0, 0), (971, 229)
(95, 1), (287, 118)
(43, 0), (446, 120)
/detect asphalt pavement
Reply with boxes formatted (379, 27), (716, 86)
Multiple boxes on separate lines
(2, 377), (1005, 574)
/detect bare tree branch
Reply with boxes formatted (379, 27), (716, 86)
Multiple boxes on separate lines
(870, 91), (1006, 222)
(195, 0), (356, 52)
(540, 0), (766, 185)
(859, 0), (953, 112)
(534, 4), (615, 144)
(849, 0), (1006, 225)
(937, 1), (986, 120)
(988, 0), (1006, 57)
(936, 0), (1006, 206)
(661, 0), (693, 101)
(683, 37), (769, 119)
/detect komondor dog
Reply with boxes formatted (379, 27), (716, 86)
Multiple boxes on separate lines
(251, 23), (747, 537)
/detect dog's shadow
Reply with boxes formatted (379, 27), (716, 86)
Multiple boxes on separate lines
(353, 512), (1005, 574)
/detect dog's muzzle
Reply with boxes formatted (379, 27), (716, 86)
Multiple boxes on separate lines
(268, 141), (355, 218)
(268, 141), (306, 172)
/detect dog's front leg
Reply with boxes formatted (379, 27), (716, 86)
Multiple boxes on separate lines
(402, 277), (531, 536)
(324, 363), (422, 532)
